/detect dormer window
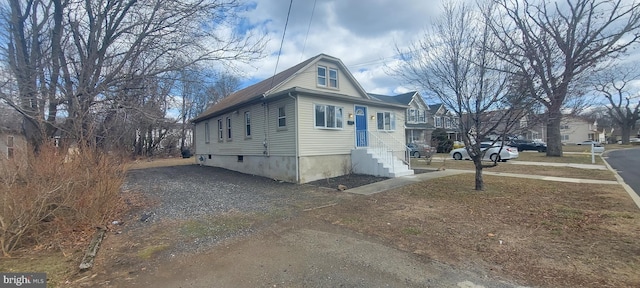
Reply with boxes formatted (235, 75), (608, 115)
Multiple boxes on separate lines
(317, 65), (338, 88)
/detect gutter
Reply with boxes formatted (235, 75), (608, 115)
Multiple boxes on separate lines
(287, 92), (300, 183)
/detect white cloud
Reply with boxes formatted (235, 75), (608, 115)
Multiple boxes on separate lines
(233, 0), (443, 95)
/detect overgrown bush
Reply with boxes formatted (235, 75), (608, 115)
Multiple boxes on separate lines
(0, 142), (127, 256)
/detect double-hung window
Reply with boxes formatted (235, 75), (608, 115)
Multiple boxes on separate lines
(435, 117), (442, 128)
(226, 117), (232, 140)
(314, 104), (343, 129)
(317, 66), (327, 86)
(328, 68), (338, 88)
(318, 66), (338, 88)
(217, 119), (223, 141)
(278, 106), (286, 128)
(204, 122), (210, 143)
(408, 109), (416, 123)
(377, 112), (395, 131)
(244, 112), (251, 138)
(418, 110), (425, 123)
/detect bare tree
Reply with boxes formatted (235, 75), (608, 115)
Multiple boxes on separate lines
(593, 64), (640, 144)
(0, 0), (265, 149)
(489, 0), (640, 156)
(397, 1), (530, 190)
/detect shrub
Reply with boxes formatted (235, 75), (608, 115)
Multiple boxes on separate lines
(0, 142), (127, 256)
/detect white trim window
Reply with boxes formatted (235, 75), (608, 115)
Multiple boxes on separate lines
(278, 106), (286, 128)
(418, 110), (426, 123)
(204, 122), (211, 143)
(408, 109), (416, 123)
(377, 112), (395, 131)
(561, 134), (570, 141)
(318, 65), (338, 88)
(314, 104), (343, 129)
(217, 119), (223, 141)
(445, 118), (451, 128)
(317, 65), (327, 86)
(226, 117), (232, 140)
(435, 117), (442, 128)
(329, 68), (338, 88)
(244, 111), (251, 138)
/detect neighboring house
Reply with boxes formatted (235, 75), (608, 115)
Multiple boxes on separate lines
(560, 115), (601, 144)
(428, 104), (459, 141)
(369, 91), (434, 145)
(0, 104), (26, 159)
(191, 54), (412, 183)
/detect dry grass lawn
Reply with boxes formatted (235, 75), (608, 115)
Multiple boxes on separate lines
(127, 157), (194, 170)
(413, 158), (617, 181)
(308, 175), (640, 287)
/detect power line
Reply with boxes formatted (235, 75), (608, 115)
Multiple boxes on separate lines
(270, 0), (294, 89)
(300, 0), (317, 62)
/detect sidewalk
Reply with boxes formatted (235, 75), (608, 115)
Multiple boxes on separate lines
(347, 168), (618, 195)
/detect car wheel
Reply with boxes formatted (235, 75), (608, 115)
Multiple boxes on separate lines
(538, 148), (545, 153)
(453, 152), (462, 160)
(517, 148), (523, 152)
(501, 159), (507, 162)
(490, 153), (500, 162)
(413, 151), (420, 158)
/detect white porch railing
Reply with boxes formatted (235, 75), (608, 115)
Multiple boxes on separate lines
(361, 131), (411, 171)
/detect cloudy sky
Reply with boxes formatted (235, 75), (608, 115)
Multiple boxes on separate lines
(233, 0), (444, 97)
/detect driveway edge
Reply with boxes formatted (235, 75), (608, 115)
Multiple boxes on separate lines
(601, 154), (640, 210)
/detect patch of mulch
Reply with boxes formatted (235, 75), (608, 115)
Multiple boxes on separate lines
(307, 174), (389, 190)
(307, 169), (436, 190)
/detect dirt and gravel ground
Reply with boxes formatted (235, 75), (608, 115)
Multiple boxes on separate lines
(83, 164), (524, 288)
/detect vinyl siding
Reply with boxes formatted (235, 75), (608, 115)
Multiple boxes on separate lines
(196, 103), (262, 156)
(297, 94), (406, 156)
(267, 97), (296, 156)
(273, 60), (363, 98)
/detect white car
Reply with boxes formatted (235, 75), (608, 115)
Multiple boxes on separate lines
(450, 142), (519, 162)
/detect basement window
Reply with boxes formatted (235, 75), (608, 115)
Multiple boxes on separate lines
(237, 155), (244, 162)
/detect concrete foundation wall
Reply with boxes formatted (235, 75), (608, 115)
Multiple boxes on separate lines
(298, 154), (351, 183)
(196, 154), (297, 183)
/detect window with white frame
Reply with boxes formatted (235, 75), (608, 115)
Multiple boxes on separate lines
(445, 118), (451, 128)
(245, 111), (251, 138)
(329, 68), (338, 88)
(561, 124), (570, 130)
(314, 104), (343, 129)
(377, 112), (395, 131)
(204, 122), (210, 143)
(408, 109), (416, 122)
(278, 106), (286, 128)
(418, 110), (426, 123)
(226, 117), (232, 140)
(561, 134), (569, 141)
(217, 119), (223, 141)
(435, 117), (442, 128)
(317, 66), (327, 86)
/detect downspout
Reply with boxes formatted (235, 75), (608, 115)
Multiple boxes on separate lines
(287, 92), (299, 183)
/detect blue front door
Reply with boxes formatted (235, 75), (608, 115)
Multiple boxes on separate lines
(355, 105), (368, 147)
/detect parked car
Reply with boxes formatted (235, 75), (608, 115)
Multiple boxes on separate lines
(577, 140), (599, 145)
(508, 139), (547, 152)
(407, 143), (436, 158)
(450, 142), (519, 162)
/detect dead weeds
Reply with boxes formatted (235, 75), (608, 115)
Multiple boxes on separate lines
(308, 174), (640, 287)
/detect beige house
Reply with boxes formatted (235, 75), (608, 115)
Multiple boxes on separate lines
(192, 54), (412, 183)
(560, 116), (600, 144)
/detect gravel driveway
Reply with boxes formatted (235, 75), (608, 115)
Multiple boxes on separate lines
(123, 164), (331, 222)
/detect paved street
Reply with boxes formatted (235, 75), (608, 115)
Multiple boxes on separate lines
(604, 147), (640, 197)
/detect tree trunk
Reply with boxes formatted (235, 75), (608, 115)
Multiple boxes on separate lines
(473, 158), (484, 191)
(546, 109), (563, 157)
(621, 125), (631, 145)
